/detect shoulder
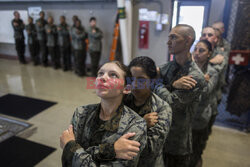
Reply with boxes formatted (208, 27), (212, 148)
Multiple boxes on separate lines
(123, 105), (146, 125)
(151, 93), (172, 113)
(159, 61), (172, 75)
(74, 103), (99, 117)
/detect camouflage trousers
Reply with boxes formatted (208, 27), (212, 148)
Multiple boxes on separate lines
(164, 153), (190, 167)
(189, 128), (208, 167)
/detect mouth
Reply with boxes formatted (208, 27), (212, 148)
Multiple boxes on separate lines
(96, 84), (109, 89)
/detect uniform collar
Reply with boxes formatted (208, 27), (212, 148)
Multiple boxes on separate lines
(94, 103), (123, 132)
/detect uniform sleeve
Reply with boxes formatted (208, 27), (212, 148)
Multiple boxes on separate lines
(154, 83), (200, 108)
(36, 20), (45, 32)
(206, 68), (219, 94)
(62, 108), (147, 167)
(90, 28), (103, 39)
(142, 103), (172, 163)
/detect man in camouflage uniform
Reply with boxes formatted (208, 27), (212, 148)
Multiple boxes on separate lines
(11, 11), (26, 64)
(212, 22), (231, 56)
(45, 16), (59, 69)
(71, 20), (87, 76)
(58, 16), (71, 71)
(153, 24), (206, 167)
(87, 17), (103, 76)
(200, 27), (227, 135)
(36, 11), (48, 66)
(61, 103), (147, 167)
(26, 16), (39, 65)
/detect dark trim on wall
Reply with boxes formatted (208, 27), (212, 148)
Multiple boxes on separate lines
(223, 0), (232, 38)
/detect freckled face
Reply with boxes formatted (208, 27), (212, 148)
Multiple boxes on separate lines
(96, 63), (125, 99)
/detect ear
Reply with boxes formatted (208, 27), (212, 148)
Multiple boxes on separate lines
(123, 84), (131, 95)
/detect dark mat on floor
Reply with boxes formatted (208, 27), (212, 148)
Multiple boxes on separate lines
(215, 93), (250, 131)
(0, 94), (57, 120)
(0, 136), (56, 167)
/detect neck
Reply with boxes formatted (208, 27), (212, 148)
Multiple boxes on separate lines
(175, 49), (191, 67)
(100, 96), (122, 120)
(197, 61), (207, 71)
(134, 92), (151, 106)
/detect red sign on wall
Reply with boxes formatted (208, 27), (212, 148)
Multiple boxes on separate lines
(229, 50), (250, 66)
(139, 21), (149, 49)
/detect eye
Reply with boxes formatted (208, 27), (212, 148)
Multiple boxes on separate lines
(97, 71), (104, 77)
(110, 72), (119, 78)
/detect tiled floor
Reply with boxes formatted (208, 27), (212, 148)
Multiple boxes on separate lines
(0, 58), (250, 167)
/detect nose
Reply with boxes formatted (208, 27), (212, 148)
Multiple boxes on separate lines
(99, 73), (108, 83)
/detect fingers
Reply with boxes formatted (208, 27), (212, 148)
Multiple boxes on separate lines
(68, 124), (73, 133)
(128, 140), (141, 148)
(122, 132), (136, 139)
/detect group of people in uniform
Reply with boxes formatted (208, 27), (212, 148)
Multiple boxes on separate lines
(58, 21), (230, 167)
(12, 11), (103, 77)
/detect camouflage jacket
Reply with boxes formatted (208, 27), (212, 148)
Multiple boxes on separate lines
(57, 23), (70, 47)
(45, 24), (57, 47)
(217, 38), (231, 61)
(25, 23), (37, 45)
(124, 93), (172, 167)
(87, 27), (103, 52)
(11, 19), (25, 39)
(61, 103), (147, 167)
(209, 47), (228, 105)
(70, 26), (86, 50)
(35, 18), (47, 41)
(153, 59), (206, 155)
(192, 63), (219, 129)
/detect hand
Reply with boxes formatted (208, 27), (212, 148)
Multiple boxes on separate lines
(172, 75), (197, 90)
(37, 22), (41, 26)
(47, 29), (51, 33)
(209, 54), (224, 64)
(114, 133), (140, 160)
(76, 29), (81, 34)
(13, 22), (19, 26)
(57, 27), (62, 31)
(204, 74), (210, 82)
(60, 125), (75, 149)
(92, 29), (96, 33)
(143, 112), (158, 128)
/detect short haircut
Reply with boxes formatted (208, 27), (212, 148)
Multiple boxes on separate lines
(198, 40), (212, 52)
(128, 56), (157, 79)
(28, 16), (33, 21)
(175, 24), (196, 45)
(13, 11), (19, 16)
(39, 11), (45, 15)
(60, 15), (66, 20)
(89, 17), (96, 22)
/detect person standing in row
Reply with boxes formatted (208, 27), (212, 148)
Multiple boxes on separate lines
(26, 16), (39, 65)
(58, 16), (71, 71)
(71, 19), (87, 76)
(87, 17), (103, 77)
(36, 11), (48, 66)
(45, 16), (59, 69)
(11, 11), (26, 64)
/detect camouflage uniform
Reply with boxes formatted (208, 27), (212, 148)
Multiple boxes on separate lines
(153, 59), (206, 167)
(189, 63), (219, 167)
(36, 18), (48, 66)
(26, 22), (39, 65)
(11, 18), (26, 63)
(208, 48), (228, 135)
(58, 23), (71, 71)
(71, 26), (87, 76)
(45, 24), (60, 68)
(87, 27), (103, 76)
(124, 93), (172, 167)
(62, 103), (147, 167)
